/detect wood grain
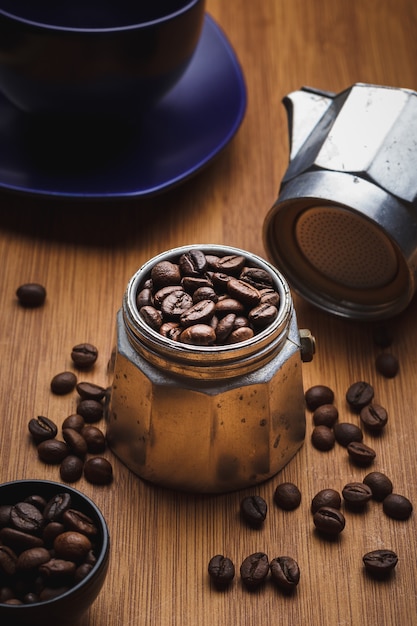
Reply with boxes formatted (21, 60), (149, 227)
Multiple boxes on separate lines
(1, 1), (417, 624)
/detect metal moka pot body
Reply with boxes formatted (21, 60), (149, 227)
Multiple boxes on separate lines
(264, 83), (417, 320)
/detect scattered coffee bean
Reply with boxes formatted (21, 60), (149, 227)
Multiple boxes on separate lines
(37, 439), (69, 464)
(71, 343), (98, 369)
(360, 403), (388, 432)
(240, 495), (267, 528)
(76, 382), (107, 401)
(269, 556), (300, 591)
(312, 404), (338, 427)
(311, 425), (335, 451)
(313, 507), (345, 536)
(84, 457), (113, 485)
(50, 371), (77, 395)
(342, 482), (373, 510)
(60, 455), (84, 483)
(62, 414), (85, 432)
(333, 422), (363, 447)
(62, 428), (88, 457)
(81, 425), (106, 454)
(208, 555), (235, 589)
(347, 441), (376, 466)
(16, 283), (46, 308)
(274, 482), (301, 510)
(363, 472), (393, 501)
(28, 416), (58, 443)
(362, 549), (398, 577)
(375, 353), (399, 378)
(304, 385), (334, 411)
(346, 381), (374, 412)
(240, 552), (269, 590)
(77, 399), (104, 423)
(311, 489), (341, 514)
(382, 493), (413, 520)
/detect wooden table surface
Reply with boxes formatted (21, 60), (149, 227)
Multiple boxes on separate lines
(1, 1), (417, 624)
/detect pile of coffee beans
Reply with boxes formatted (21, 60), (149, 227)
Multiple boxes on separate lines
(0, 491), (100, 604)
(136, 250), (281, 347)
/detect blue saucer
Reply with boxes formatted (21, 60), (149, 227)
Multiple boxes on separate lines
(0, 15), (246, 199)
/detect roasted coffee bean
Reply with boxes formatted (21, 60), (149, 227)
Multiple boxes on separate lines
(360, 403), (388, 432)
(28, 415), (58, 443)
(347, 441), (376, 466)
(71, 343), (98, 369)
(43, 522), (65, 546)
(150, 261), (181, 288)
(62, 414), (85, 432)
(0, 527), (44, 552)
(334, 422), (363, 447)
(81, 425), (106, 453)
(227, 327), (254, 344)
(192, 286), (218, 303)
(227, 277), (261, 307)
(375, 353), (399, 378)
(159, 322), (182, 341)
(215, 297), (246, 316)
(39, 586), (71, 601)
(0, 504), (12, 527)
(312, 404), (339, 427)
(84, 457), (113, 485)
(210, 272), (231, 291)
(0, 545), (18, 575)
(363, 471), (393, 501)
(62, 510), (98, 537)
(180, 299), (216, 327)
(240, 495), (267, 528)
(139, 305), (163, 330)
(16, 283), (47, 307)
(215, 254), (246, 275)
(16, 547), (50, 571)
(274, 482), (301, 510)
(363, 549), (398, 576)
(37, 439), (69, 464)
(342, 482), (373, 510)
(39, 558), (77, 579)
(269, 556), (300, 591)
(215, 313), (236, 343)
(208, 554), (235, 589)
(62, 428), (88, 457)
(10, 503), (44, 535)
(313, 507), (345, 536)
(153, 285), (184, 306)
(161, 290), (193, 320)
(346, 381), (374, 412)
(182, 276), (213, 293)
(77, 399), (103, 423)
(60, 455), (84, 482)
(179, 324), (217, 346)
(179, 250), (208, 276)
(76, 382), (107, 402)
(50, 371), (77, 395)
(311, 489), (341, 514)
(43, 493), (72, 522)
(240, 552), (269, 590)
(305, 385), (334, 411)
(382, 493), (413, 520)
(54, 531), (92, 563)
(259, 288), (280, 307)
(24, 495), (47, 512)
(136, 286), (153, 308)
(311, 425), (335, 451)
(248, 303), (278, 329)
(240, 267), (273, 289)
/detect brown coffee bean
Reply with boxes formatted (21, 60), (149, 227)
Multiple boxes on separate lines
(208, 554), (235, 589)
(211, 272), (231, 291)
(179, 324), (217, 346)
(179, 250), (208, 276)
(191, 285), (218, 303)
(43, 522), (65, 546)
(37, 439), (69, 464)
(311, 489), (341, 514)
(50, 371), (77, 395)
(363, 549), (398, 577)
(214, 297), (246, 316)
(77, 399), (104, 423)
(313, 507), (345, 536)
(10, 503), (44, 535)
(248, 303), (278, 329)
(227, 277), (261, 307)
(312, 404), (339, 427)
(240, 552), (269, 590)
(81, 425), (106, 453)
(84, 457), (113, 485)
(240, 267), (273, 289)
(342, 482), (373, 510)
(54, 531), (92, 563)
(136, 286), (153, 308)
(383, 493), (413, 520)
(269, 556), (300, 591)
(215, 313), (236, 343)
(62, 414), (85, 432)
(360, 403), (388, 432)
(16, 283), (47, 307)
(0, 504), (12, 526)
(139, 305), (163, 330)
(153, 285), (184, 306)
(71, 343), (98, 369)
(305, 385), (334, 411)
(161, 290), (193, 320)
(16, 547), (50, 571)
(215, 254), (246, 275)
(259, 288), (280, 307)
(311, 425), (335, 451)
(0, 527), (44, 552)
(180, 299), (216, 327)
(28, 415), (58, 443)
(39, 558), (77, 579)
(62, 428), (88, 457)
(240, 495), (267, 528)
(62, 510), (98, 537)
(347, 441), (376, 466)
(334, 422), (363, 447)
(227, 326), (254, 344)
(150, 260), (181, 288)
(375, 353), (399, 378)
(24, 495), (47, 512)
(346, 381), (374, 412)
(363, 471), (393, 501)
(274, 482), (301, 510)
(0, 545), (18, 575)
(43, 493), (72, 522)
(60, 455), (84, 482)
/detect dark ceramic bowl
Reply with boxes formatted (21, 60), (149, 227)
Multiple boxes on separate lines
(0, 479), (110, 626)
(0, 0), (206, 117)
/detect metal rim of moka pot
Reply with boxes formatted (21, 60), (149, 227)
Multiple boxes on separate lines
(122, 244), (301, 379)
(263, 83), (417, 321)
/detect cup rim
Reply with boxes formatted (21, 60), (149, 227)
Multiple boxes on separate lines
(0, 0), (204, 33)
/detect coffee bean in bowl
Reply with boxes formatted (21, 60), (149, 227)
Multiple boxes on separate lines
(0, 479), (109, 626)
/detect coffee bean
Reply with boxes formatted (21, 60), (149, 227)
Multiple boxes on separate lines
(375, 353), (399, 378)
(0, 504), (12, 527)
(259, 288), (280, 307)
(54, 531), (92, 563)
(227, 278), (261, 307)
(43, 522), (65, 546)
(360, 403), (388, 432)
(43, 493), (72, 522)
(62, 428), (88, 457)
(179, 324), (217, 346)
(24, 495), (47, 512)
(136, 286), (153, 308)
(333, 422), (363, 447)
(346, 381), (374, 412)
(240, 267), (273, 290)
(0, 545), (18, 575)
(274, 482), (301, 510)
(61, 510), (98, 537)
(382, 493), (413, 520)
(312, 404), (338, 427)
(37, 439), (69, 464)
(363, 471), (393, 501)
(304, 385), (334, 411)
(180, 299), (216, 327)
(39, 558), (77, 579)
(84, 457), (113, 485)
(240, 495), (267, 528)
(347, 441), (376, 466)
(16, 283), (46, 308)
(150, 261), (181, 288)
(71, 343), (98, 369)
(81, 425), (106, 453)
(208, 555), (235, 589)
(240, 552), (269, 590)
(311, 425), (335, 451)
(161, 290), (193, 320)
(311, 489), (341, 514)
(215, 313), (236, 343)
(153, 285), (184, 306)
(269, 556), (300, 591)
(363, 549), (398, 577)
(50, 371), (77, 395)
(215, 254), (246, 275)
(10, 503), (44, 535)
(62, 414), (85, 432)
(192, 286), (218, 303)
(60, 455), (84, 482)
(28, 415), (58, 443)
(16, 547), (50, 571)
(227, 327), (254, 344)
(139, 305), (163, 330)
(77, 399), (104, 423)
(313, 507), (345, 536)
(214, 297), (246, 316)
(0, 527), (44, 552)
(342, 482), (373, 510)
(179, 250), (208, 276)
(248, 303), (278, 329)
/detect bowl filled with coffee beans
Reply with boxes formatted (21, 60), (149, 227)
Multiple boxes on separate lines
(0, 479), (110, 626)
